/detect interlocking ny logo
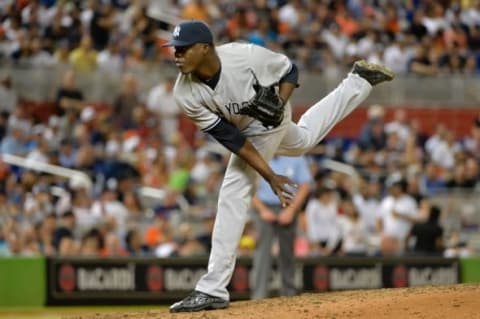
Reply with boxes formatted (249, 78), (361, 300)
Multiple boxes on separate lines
(173, 26), (181, 38)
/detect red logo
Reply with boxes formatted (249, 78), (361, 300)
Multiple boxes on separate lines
(146, 265), (163, 292)
(58, 264), (76, 292)
(393, 265), (408, 288)
(231, 265), (249, 292)
(313, 266), (329, 292)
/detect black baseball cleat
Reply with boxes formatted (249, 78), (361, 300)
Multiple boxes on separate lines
(351, 60), (395, 86)
(169, 290), (229, 313)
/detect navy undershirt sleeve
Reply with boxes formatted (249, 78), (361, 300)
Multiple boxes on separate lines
(280, 62), (299, 87)
(204, 118), (246, 154)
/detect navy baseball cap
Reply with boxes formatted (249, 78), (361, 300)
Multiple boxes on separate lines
(163, 20), (213, 47)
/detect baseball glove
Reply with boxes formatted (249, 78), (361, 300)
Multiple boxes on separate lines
(240, 79), (285, 128)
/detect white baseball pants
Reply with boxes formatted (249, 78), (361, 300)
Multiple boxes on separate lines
(195, 73), (372, 300)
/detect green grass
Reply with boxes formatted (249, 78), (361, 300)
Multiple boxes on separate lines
(0, 306), (166, 319)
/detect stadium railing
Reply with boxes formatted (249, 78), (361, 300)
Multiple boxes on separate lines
(1, 64), (479, 107)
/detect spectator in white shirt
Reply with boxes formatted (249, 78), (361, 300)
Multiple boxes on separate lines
(353, 176), (382, 252)
(422, 2), (449, 36)
(385, 108), (411, 145)
(305, 185), (340, 256)
(425, 123), (447, 155)
(97, 39), (123, 75)
(338, 197), (368, 256)
(383, 33), (413, 75)
(146, 77), (179, 142)
(0, 75), (18, 114)
(378, 176), (419, 255)
(322, 24), (348, 62)
(28, 37), (55, 67)
(430, 130), (462, 170)
(91, 183), (129, 237)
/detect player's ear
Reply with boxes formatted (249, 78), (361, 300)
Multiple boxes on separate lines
(201, 43), (212, 54)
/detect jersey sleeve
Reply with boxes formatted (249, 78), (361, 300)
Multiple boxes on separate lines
(174, 88), (220, 132)
(245, 43), (292, 86)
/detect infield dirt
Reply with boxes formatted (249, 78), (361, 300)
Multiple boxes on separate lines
(66, 283), (480, 319)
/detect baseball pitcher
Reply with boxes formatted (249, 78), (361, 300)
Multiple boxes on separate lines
(165, 20), (394, 312)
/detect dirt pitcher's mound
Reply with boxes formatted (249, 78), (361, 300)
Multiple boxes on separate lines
(68, 283), (480, 319)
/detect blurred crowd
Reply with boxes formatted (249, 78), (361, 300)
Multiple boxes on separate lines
(0, 0), (480, 74)
(0, 0), (480, 260)
(0, 73), (479, 259)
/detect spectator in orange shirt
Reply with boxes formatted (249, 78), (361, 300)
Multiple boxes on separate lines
(182, 0), (211, 24)
(384, 4), (400, 36)
(144, 213), (168, 248)
(335, 9), (359, 37)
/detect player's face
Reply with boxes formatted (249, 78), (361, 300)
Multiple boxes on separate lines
(174, 43), (207, 74)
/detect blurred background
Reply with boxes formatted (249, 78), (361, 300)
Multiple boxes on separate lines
(0, 0), (479, 312)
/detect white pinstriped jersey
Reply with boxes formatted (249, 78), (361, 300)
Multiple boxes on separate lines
(173, 42), (292, 136)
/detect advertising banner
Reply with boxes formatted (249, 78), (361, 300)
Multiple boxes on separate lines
(46, 256), (459, 305)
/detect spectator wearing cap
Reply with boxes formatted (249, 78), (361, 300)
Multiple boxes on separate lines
(378, 175), (419, 256)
